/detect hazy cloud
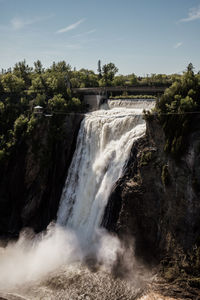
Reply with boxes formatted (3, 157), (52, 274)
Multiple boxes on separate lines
(56, 19), (85, 34)
(72, 29), (96, 38)
(174, 42), (183, 49)
(11, 18), (27, 30)
(63, 44), (82, 50)
(179, 5), (200, 22)
(11, 15), (53, 30)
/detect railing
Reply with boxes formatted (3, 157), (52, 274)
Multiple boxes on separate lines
(72, 85), (167, 94)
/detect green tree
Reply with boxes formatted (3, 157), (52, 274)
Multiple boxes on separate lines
(68, 97), (81, 112)
(29, 76), (45, 94)
(1, 73), (25, 93)
(187, 63), (194, 73)
(0, 78), (4, 95)
(101, 63), (118, 86)
(13, 60), (32, 86)
(130, 73), (138, 85)
(48, 94), (67, 111)
(34, 60), (44, 74)
(14, 114), (28, 139)
(97, 60), (102, 79)
(50, 61), (71, 73)
(112, 75), (126, 86)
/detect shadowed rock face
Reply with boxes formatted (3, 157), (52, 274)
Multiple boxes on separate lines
(0, 114), (83, 236)
(103, 116), (200, 273)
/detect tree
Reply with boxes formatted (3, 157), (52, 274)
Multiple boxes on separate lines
(13, 60), (32, 86)
(50, 61), (71, 73)
(1, 73), (25, 93)
(101, 62), (118, 86)
(68, 97), (81, 112)
(71, 69), (99, 88)
(48, 94), (66, 111)
(29, 76), (45, 94)
(34, 60), (44, 74)
(97, 60), (102, 79)
(13, 114), (28, 139)
(187, 63), (194, 74)
(130, 73), (138, 85)
(0, 78), (4, 95)
(112, 75), (126, 86)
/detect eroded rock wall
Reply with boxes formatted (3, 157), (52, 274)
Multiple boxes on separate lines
(103, 116), (200, 278)
(0, 114), (83, 236)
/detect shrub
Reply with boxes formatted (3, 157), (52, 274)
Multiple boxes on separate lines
(140, 151), (153, 166)
(0, 149), (5, 161)
(161, 164), (170, 186)
(14, 114), (28, 139)
(48, 94), (66, 112)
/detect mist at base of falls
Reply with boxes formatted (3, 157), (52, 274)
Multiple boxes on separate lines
(0, 225), (153, 299)
(0, 103), (155, 299)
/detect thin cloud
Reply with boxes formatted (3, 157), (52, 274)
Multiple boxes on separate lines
(56, 19), (85, 34)
(11, 15), (53, 30)
(174, 42), (183, 49)
(11, 18), (27, 30)
(72, 29), (96, 38)
(64, 44), (82, 50)
(179, 5), (200, 22)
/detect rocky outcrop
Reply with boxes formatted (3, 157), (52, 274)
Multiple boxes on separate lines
(103, 115), (200, 282)
(0, 114), (83, 236)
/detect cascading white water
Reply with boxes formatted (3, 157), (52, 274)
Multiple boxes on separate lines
(57, 101), (154, 245)
(108, 98), (155, 109)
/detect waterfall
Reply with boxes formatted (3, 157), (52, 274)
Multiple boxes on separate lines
(0, 102), (155, 298)
(108, 98), (155, 109)
(57, 103), (153, 244)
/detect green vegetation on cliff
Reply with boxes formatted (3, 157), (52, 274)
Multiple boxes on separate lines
(147, 63), (200, 159)
(0, 60), (85, 162)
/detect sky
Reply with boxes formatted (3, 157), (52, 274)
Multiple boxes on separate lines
(0, 0), (200, 75)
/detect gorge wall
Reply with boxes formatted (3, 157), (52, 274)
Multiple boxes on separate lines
(0, 114), (83, 236)
(103, 115), (200, 283)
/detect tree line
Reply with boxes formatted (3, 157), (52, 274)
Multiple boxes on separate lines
(0, 59), (199, 163)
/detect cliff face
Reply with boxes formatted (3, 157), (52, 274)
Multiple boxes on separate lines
(103, 116), (200, 281)
(0, 114), (83, 236)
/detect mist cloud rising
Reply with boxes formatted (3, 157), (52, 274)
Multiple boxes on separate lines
(0, 224), (122, 290)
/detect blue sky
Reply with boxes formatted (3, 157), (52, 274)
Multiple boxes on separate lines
(0, 0), (200, 75)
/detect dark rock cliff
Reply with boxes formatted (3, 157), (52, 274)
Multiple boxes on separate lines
(103, 115), (200, 283)
(0, 114), (83, 236)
